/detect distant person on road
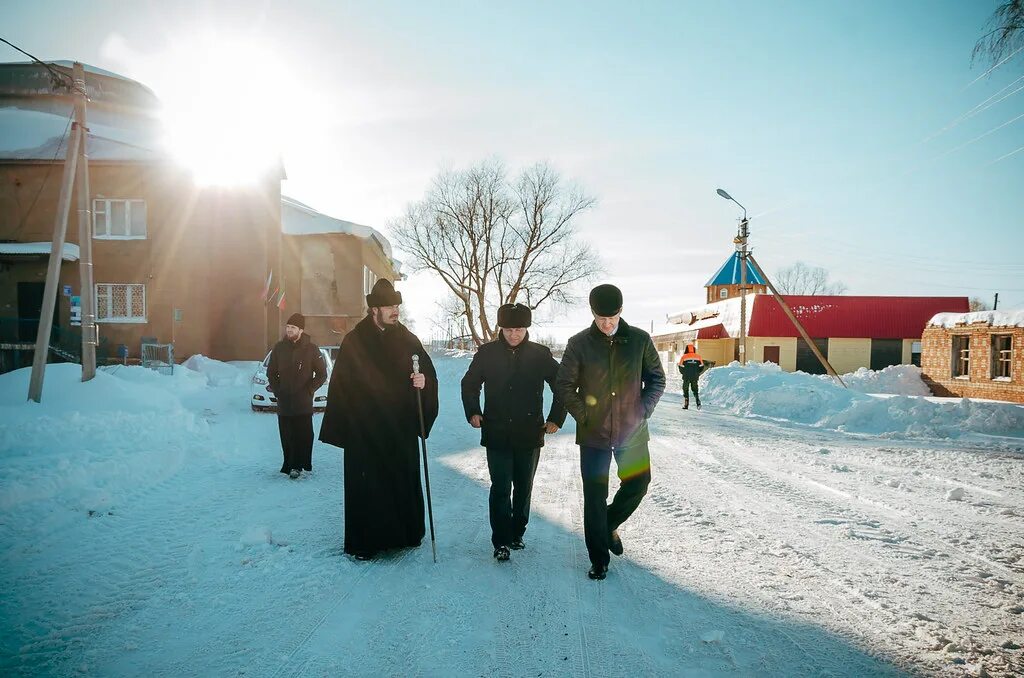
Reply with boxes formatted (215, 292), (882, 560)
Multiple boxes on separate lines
(461, 303), (566, 563)
(556, 284), (666, 581)
(318, 279), (439, 561)
(677, 343), (704, 410)
(267, 313), (328, 479)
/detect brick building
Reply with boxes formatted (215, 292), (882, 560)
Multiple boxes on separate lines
(279, 196), (402, 348)
(0, 61), (283, 372)
(920, 310), (1024, 404)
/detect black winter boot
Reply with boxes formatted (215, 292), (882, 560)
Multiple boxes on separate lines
(683, 398), (689, 410)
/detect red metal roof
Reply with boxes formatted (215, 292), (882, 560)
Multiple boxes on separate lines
(747, 295), (969, 339)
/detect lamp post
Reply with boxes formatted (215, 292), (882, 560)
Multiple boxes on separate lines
(716, 188), (750, 365)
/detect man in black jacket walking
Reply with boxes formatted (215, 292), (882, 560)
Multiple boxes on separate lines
(556, 284), (666, 580)
(267, 313), (328, 478)
(462, 303), (566, 562)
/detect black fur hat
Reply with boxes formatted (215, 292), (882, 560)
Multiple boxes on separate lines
(589, 284), (623, 316)
(366, 278), (402, 307)
(497, 303), (532, 328)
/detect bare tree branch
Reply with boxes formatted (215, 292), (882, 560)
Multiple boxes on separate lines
(391, 159), (600, 345)
(774, 261), (848, 295)
(973, 1), (1024, 72)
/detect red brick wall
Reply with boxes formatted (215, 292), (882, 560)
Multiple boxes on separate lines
(920, 326), (1024, 404)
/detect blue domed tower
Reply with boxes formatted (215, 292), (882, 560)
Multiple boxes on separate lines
(705, 252), (767, 303)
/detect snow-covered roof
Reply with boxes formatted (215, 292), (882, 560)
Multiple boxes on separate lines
(0, 242), (80, 261)
(928, 310), (1024, 329)
(0, 106), (163, 162)
(280, 196), (402, 275)
(663, 294), (756, 338)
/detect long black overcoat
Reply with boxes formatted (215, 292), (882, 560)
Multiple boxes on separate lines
(319, 316), (439, 555)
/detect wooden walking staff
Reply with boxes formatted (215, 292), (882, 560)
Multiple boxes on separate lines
(412, 354), (438, 563)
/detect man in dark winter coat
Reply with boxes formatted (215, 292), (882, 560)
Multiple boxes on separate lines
(318, 279), (439, 561)
(267, 313), (328, 478)
(461, 303), (567, 562)
(556, 284), (666, 580)
(677, 342), (704, 410)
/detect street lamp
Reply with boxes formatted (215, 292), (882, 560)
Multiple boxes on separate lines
(717, 187), (751, 366)
(716, 188), (747, 221)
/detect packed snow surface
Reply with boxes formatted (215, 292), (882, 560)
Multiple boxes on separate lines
(1, 356), (1022, 676)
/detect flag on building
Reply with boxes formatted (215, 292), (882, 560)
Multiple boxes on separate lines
(261, 271), (273, 301)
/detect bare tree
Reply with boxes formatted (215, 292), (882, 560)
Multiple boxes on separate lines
(774, 261), (848, 295)
(973, 0), (1024, 71)
(969, 296), (992, 312)
(392, 160), (600, 345)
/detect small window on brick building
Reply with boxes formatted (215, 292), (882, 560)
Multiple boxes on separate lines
(911, 341), (922, 367)
(719, 288), (728, 299)
(951, 335), (970, 378)
(991, 334), (1012, 379)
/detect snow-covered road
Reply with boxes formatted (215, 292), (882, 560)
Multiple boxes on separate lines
(1, 355), (1021, 676)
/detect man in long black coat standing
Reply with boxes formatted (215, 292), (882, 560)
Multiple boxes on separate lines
(318, 279), (439, 561)
(557, 284), (665, 581)
(267, 313), (328, 478)
(461, 303), (566, 562)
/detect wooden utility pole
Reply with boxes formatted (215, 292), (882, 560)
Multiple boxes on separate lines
(748, 254), (846, 387)
(28, 117), (82, 402)
(73, 62), (97, 381)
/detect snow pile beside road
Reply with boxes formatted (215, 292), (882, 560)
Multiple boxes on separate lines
(832, 364), (931, 396)
(701, 362), (1024, 439)
(183, 354), (254, 386)
(0, 364), (210, 513)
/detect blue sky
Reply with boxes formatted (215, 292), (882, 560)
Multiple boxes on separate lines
(4, 0), (1023, 338)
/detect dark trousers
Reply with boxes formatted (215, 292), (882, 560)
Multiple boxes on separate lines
(580, 442), (651, 567)
(278, 414), (314, 473)
(486, 447), (541, 548)
(683, 377), (700, 401)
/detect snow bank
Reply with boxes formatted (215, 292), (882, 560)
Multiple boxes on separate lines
(0, 364), (210, 512)
(0, 363), (183, 413)
(701, 362), (1024, 439)
(832, 364), (931, 396)
(182, 354), (254, 386)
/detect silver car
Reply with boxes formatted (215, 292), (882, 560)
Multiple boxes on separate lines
(250, 347), (333, 412)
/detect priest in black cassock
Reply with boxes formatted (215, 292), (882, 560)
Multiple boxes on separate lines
(319, 278), (439, 561)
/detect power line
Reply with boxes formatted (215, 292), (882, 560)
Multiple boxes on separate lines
(0, 36), (85, 95)
(925, 74), (1024, 142)
(963, 43), (1024, 91)
(11, 110), (75, 239)
(986, 143), (1024, 166)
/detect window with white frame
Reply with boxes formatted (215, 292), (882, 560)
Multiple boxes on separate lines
(96, 283), (146, 322)
(911, 340), (922, 367)
(719, 288), (728, 299)
(363, 266), (378, 297)
(951, 335), (970, 378)
(94, 198), (147, 239)
(991, 334), (1012, 379)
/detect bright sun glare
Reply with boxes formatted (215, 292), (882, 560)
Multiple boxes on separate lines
(157, 35), (297, 186)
